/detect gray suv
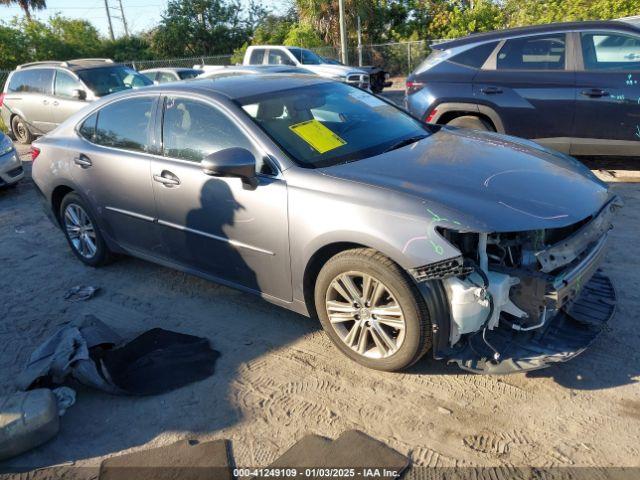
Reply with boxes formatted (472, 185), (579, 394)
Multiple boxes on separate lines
(31, 75), (619, 373)
(1, 59), (152, 144)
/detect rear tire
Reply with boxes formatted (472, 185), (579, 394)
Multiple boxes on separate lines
(446, 115), (493, 131)
(314, 248), (432, 371)
(59, 192), (112, 267)
(11, 115), (35, 144)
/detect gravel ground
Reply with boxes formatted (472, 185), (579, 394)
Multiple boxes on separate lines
(1, 141), (640, 476)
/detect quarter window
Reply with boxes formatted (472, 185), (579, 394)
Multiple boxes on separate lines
(79, 112), (98, 141)
(54, 71), (81, 99)
(158, 71), (177, 83)
(7, 69), (54, 94)
(162, 97), (256, 164)
(581, 32), (640, 70)
(496, 34), (566, 70)
(94, 97), (155, 153)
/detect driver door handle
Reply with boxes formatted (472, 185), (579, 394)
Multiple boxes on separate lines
(580, 88), (609, 98)
(153, 170), (181, 187)
(73, 154), (92, 168)
(480, 86), (503, 94)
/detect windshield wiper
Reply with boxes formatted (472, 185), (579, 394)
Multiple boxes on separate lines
(383, 134), (428, 153)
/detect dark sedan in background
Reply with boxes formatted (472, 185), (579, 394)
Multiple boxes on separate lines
(405, 20), (640, 156)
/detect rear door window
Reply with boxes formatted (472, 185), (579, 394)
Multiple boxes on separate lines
(267, 50), (294, 66)
(94, 97), (155, 153)
(249, 49), (266, 65)
(580, 32), (640, 70)
(451, 42), (499, 68)
(158, 71), (177, 83)
(496, 34), (566, 70)
(8, 68), (54, 94)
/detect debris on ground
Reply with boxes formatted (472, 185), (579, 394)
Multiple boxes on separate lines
(269, 430), (409, 475)
(63, 285), (100, 302)
(99, 439), (232, 480)
(17, 315), (220, 396)
(0, 389), (60, 461)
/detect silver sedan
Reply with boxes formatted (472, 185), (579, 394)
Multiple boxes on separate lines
(30, 75), (619, 373)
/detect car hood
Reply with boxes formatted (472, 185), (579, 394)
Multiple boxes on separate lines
(320, 127), (611, 232)
(304, 64), (368, 78)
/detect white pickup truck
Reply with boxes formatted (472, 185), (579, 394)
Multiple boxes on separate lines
(243, 45), (370, 90)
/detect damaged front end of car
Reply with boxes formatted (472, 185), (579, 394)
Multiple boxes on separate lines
(411, 195), (623, 374)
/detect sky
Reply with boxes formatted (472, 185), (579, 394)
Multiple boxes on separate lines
(0, 0), (290, 38)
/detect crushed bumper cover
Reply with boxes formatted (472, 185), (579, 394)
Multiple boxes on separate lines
(444, 271), (616, 374)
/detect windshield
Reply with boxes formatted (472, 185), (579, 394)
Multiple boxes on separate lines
(78, 66), (153, 97)
(178, 69), (203, 80)
(237, 82), (431, 168)
(287, 47), (323, 65)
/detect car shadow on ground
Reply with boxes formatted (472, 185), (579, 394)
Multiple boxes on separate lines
(1, 176), (320, 471)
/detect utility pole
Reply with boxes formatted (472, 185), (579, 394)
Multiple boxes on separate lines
(338, 0), (348, 65)
(117, 0), (129, 37)
(356, 15), (362, 67)
(104, 0), (115, 41)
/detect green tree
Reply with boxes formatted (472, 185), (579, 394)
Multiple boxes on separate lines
(151, 0), (268, 57)
(505, 0), (640, 26)
(429, 0), (505, 39)
(0, 0), (45, 21)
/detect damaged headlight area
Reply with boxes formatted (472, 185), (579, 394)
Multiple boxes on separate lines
(413, 196), (622, 373)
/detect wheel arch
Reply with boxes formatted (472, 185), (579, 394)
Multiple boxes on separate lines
(51, 184), (75, 226)
(430, 102), (504, 133)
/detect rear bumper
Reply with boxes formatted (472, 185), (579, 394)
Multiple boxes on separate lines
(445, 271), (616, 374)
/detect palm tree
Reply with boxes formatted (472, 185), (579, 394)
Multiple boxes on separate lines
(0, 0), (46, 21)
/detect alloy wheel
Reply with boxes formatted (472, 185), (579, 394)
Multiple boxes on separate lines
(63, 203), (98, 259)
(325, 271), (406, 359)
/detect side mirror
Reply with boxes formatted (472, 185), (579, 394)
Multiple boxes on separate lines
(201, 147), (258, 189)
(72, 89), (87, 100)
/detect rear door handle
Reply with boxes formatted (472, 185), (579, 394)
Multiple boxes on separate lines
(153, 171), (180, 187)
(480, 86), (503, 94)
(73, 154), (92, 168)
(580, 88), (609, 98)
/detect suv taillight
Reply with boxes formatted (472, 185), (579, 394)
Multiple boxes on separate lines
(31, 146), (40, 161)
(0, 93), (4, 107)
(406, 81), (425, 95)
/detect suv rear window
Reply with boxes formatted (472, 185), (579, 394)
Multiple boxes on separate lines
(8, 69), (54, 94)
(450, 41), (499, 68)
(497, 34), (566, 70)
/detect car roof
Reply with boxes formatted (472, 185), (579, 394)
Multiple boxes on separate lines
(15, 58), (120, 72)
(133, 74), (330, 100)
(432, 20), (640, 50)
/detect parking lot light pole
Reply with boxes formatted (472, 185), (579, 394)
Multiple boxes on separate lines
(339, 0), (348, 65)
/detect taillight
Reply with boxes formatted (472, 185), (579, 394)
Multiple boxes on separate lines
(425, 108), (438, 124)
(0, 93), (4, 107)
(406, 81), (425, 95)
(31, 146), (40, 161)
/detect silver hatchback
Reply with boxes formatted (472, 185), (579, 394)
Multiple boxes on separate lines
(31, 75), (620, 373)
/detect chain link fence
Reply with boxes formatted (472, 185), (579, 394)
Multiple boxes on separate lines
(0, 40), (444, 93)
(123, 40), (442, 78)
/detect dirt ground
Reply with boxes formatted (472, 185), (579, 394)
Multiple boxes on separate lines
(1, 140), (640, 476)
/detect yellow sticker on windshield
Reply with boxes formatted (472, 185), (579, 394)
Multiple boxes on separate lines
(289, 119), (346, 154)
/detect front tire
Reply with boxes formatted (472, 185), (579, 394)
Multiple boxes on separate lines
(59, 193), (112, 267)
(314, 248), (431, 371)
(11, 115), (35, 144)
